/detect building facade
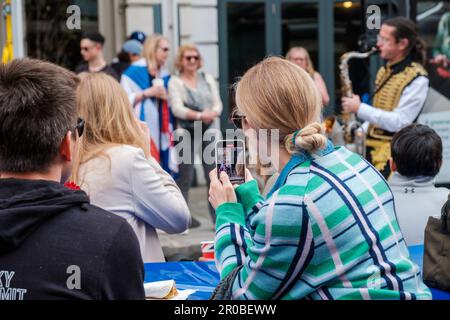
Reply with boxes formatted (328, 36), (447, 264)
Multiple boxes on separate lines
(1, 0), (449, 185)
(2, 0), (448, 118)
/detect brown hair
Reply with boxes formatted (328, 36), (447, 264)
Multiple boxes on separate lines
(174, 44), (203, 73)
(235, 57), (326, 154)
(0, 58), (79, 172)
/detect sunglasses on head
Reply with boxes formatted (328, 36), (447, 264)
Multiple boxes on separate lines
(184, 55), (199, 61)
(75, 117), (85, 138)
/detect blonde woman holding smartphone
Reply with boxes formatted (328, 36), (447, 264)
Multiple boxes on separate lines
(208, 57), (430, 300)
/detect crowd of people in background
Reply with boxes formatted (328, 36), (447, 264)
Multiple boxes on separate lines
(169, 44), (223, 220)
(76, 31), (224, 222)
(0, 16), (448, 300)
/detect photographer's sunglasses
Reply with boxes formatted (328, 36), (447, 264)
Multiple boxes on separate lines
(230, 110), (246, 129)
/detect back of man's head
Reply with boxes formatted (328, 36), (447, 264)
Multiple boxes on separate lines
(0, 58), (79, 173)
(391, 124), (443, 178)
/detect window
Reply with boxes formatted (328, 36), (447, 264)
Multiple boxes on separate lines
(25, 0), (98, 70)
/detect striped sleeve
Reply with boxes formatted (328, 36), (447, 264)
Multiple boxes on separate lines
(215, 202), (253, 278)
(215, 181), (315, 300)
(215, 180), (263, 277)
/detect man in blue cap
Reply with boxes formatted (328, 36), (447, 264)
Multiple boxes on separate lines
(111, 39), (143, 78)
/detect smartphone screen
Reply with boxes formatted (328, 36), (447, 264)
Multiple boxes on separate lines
(216, 140), (246, 185)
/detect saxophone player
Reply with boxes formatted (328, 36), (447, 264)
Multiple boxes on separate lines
(341, 17), (429, 179)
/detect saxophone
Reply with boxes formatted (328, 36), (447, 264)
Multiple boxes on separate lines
(338, 47), (378, 157)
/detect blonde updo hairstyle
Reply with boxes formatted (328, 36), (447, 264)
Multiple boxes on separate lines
(235, 56), (327, 154)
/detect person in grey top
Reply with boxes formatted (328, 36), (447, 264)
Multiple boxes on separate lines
(389, 124), (448, 245)
(169, 44), (223, 222)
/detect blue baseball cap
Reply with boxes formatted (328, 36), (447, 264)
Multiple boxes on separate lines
(122, 40), (143, 56)
(128, 31), (147, 44)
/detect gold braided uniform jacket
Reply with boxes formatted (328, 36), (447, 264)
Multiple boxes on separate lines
(366, 59), (428, 172)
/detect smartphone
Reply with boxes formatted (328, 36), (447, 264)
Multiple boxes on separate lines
(215, 139), (246, 185)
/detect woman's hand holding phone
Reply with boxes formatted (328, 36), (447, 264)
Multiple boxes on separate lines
(208, 168), (255, 209)
(208, 169), (237, 209)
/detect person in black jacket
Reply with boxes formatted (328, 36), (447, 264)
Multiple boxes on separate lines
(75, 32), (119, 81)
(0, 58), (145, 300)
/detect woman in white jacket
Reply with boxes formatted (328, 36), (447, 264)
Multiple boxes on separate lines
(72, 72), (191, 263)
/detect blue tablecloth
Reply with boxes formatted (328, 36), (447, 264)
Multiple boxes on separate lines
(144, 245), (450, 300)
(144, 261), (219, 300)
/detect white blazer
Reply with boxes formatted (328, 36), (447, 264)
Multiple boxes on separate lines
(78, 145), (191, 262)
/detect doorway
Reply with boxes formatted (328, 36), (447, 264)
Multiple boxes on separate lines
(219, 0), (350, 126)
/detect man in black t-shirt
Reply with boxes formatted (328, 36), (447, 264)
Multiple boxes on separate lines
(75, 32), (119, 81)
(0, 58), (144, 300)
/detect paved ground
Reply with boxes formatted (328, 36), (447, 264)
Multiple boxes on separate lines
(157, 185), (215, 261)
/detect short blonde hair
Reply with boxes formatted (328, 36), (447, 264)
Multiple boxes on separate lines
(174, 44), (203, 73)
(235, 57), (326, 154)
(142, 33), (168, 72)
(71, 72), (147, 184)
(286, 46), (315, 77)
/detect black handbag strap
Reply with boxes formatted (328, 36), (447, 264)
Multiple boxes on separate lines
(441, 195), (450, 234)
(183, 84), (200, 111)
(209, 265), (243, 300)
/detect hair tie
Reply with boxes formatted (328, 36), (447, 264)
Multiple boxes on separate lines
(292, 129), (301, 148)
